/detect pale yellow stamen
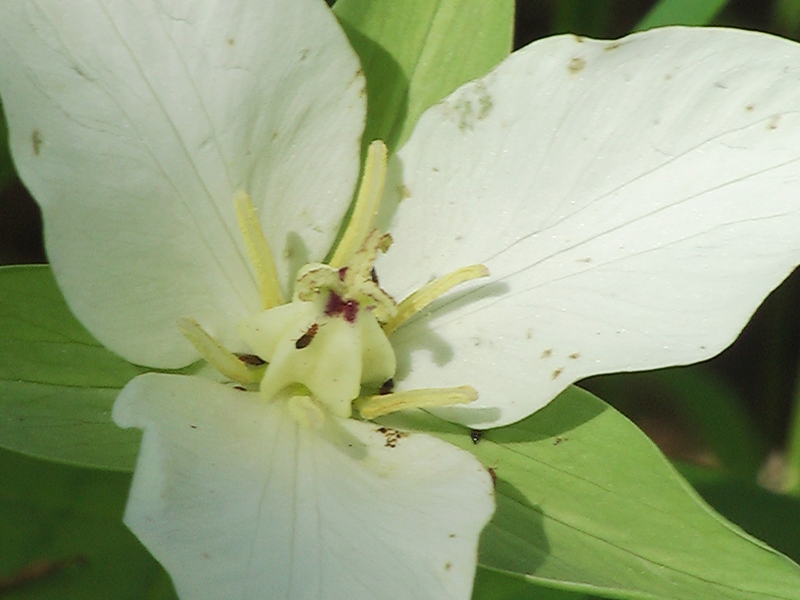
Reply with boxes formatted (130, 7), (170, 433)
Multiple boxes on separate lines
(383, 265), (490, 335)
(329, 140), (388, 268)
(178, 317), (263, 384)
(234, 191), (284, 309)
(356, 385), (478, 419)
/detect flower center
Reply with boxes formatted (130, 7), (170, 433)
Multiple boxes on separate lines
(237, 229), (398, 419)
(179, 140), (489, 427)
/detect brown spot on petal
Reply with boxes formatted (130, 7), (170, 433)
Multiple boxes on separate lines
(487, 467), (497, 487)
(377, 426), (407, 448)
(31, 130), (43, 156)
(568, 57), (586, 74)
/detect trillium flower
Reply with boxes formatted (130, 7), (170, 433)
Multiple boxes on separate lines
(3, 0), (800, 598)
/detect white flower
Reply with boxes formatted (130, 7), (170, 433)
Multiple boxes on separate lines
(3, 0), (800, 599)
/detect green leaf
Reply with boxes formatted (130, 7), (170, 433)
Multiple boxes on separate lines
(473, 566), (592, 600)
(787, 371), (800, 495)
(773, 0), (800, 36)
(633, 0), (731, 30)
(550, 0), (613, 38)
(333, 0), (514, 152)
(0, 447), (176, 599)
(389, 387), (800, 600)
(678, 462), (800, 564)
(0, 265), (145, 471)
(658, 367), (766, 479)
(588, 366), (767, 480)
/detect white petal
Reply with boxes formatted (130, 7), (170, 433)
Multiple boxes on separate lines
(113, 374), (494, 600)
(0, 0), (365, 367)
(378, 28), (800, 428)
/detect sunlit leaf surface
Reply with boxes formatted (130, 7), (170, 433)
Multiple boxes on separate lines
(334, 0), (513, 151)
(0, 265), (144, 470)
